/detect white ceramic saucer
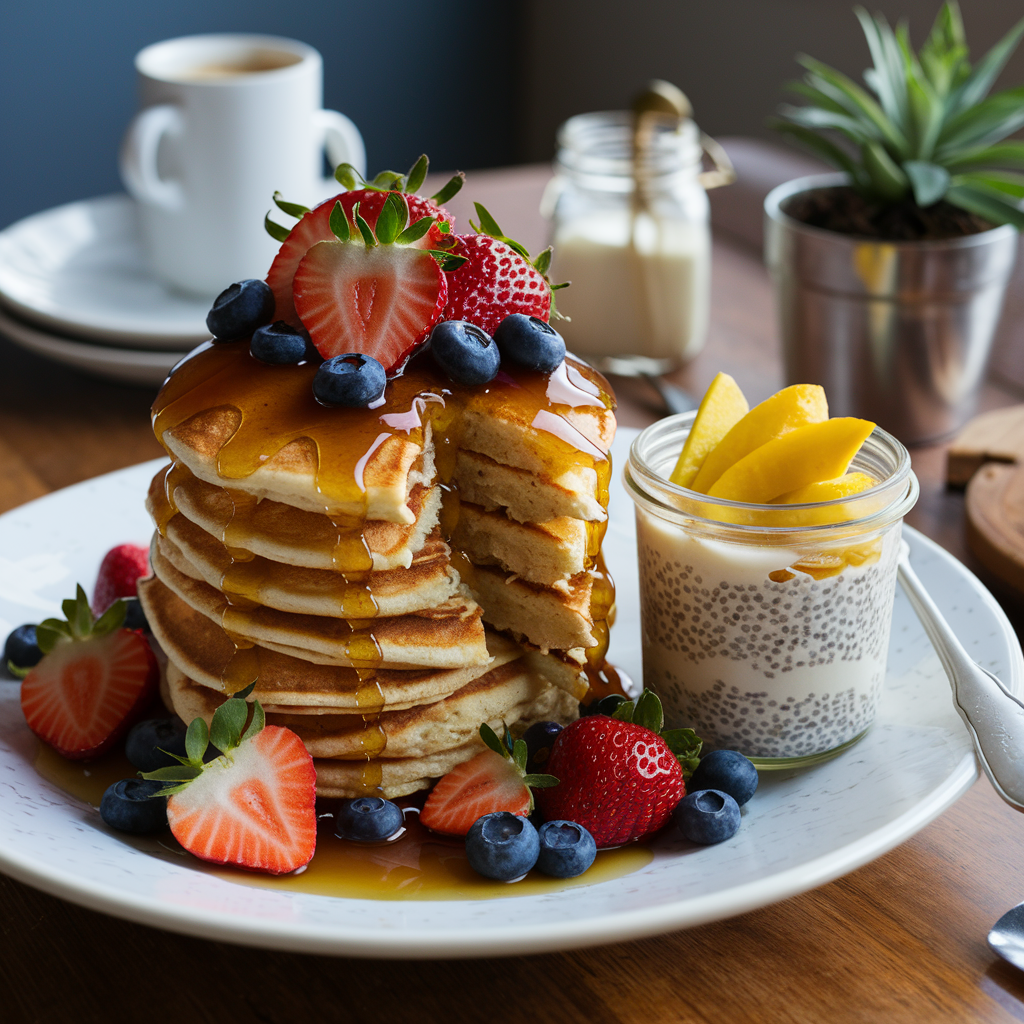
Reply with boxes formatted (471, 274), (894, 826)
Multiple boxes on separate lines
(0, 430), (1017, 958)
(0, 302), (181, 387)
(0, 195), (212, 348)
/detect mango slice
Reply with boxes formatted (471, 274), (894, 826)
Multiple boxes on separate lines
(707, 418), (876, 504)
(773, 472), (876, 504)
(691, 384), (828, 493)
(669, 372), (749, 488)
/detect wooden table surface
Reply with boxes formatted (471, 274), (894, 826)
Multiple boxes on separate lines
(3, 167), (1024, 1024)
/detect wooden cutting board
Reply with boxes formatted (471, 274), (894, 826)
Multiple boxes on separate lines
(947, 404), (1024, 597)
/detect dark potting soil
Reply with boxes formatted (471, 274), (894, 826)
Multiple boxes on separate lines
(783, 186), (995, 241)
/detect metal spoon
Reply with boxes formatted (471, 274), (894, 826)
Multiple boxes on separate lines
(898, 541), (1024, 812)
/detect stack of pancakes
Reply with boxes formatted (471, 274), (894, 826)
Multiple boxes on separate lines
(138, 343), (616, 798)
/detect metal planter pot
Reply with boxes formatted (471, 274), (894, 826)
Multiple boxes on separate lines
(765, 173), (1019, 445)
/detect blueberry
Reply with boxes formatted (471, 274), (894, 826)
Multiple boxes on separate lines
(579, 694), (626, 718)
(250, 321), (311, 365)
(313, 353), (386, 407)
(536, 820), (597, 878)
(121, 597), (149, 633)
(335, 796), (404, 842)
(493, 314), (566, 373)
(428, 321), (501, 385)
(673, 789), (741, 845)
(523, 720), (562, 774)
(125, 717), (189, 772)
(465, 811), (540, 881)
(688, 749), (759, 807)
(5, 624), (41, 671)
(206, 279), (275, 340)
(99, 779), (168, 835)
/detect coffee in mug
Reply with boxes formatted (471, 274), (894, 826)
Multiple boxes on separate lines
(120, 34), (365, 297)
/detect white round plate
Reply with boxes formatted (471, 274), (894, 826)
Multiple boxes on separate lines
(0, 303), (181, 388)
(0, 430), (1017, 958)
(0, 195), (212, 348)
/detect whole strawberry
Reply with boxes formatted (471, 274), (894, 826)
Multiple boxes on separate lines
(537, 692), (701, 848)
(442, 204), (565, 334)
(92, 543), (149, 614)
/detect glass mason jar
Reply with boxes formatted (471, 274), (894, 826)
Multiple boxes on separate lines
(624, 413), (919, 769)
(548, 111), (728, 374)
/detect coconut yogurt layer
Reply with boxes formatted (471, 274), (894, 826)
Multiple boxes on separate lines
(636, 508), (901, 759)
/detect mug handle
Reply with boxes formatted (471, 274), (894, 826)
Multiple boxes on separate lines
(119, 104), (185, 211)
(315, 109), (366, 182)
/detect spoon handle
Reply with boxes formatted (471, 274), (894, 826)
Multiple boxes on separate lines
(898, 552), (1024, 810)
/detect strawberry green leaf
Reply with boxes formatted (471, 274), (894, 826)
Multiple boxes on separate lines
(397, 215), (434, 245)
(633, 690), (665, 733)
(272, 191), (311, 219)
(353, 204), (377, 247)
(406, 154), (428, 195)
(93, 599), (127, 637)
(210, 694), (249, 754)
(6, 660), (30, 680)
(429, 250), (468, 272)
(473, 202), (504, 238)
(431, 172), (465, 205)
(242, 699), (265, 741)
(522, 773), (559, 788)
(264, 213), (291, 243)
(185, 717), (209, 764)
(329, 200), (350, 242)
(550, 281), (570, 291)
(512, 738), (529, 773)
(375, 192), (408, 245)
(611, 700), (635, 723)
(334, 163), (362, 190)
(479, 722), (506, 757)
(35, 620), (70, 655)
(141, 764), (204, 783)
(371, 170), (404, 190)
(532, 247), (553, 276)
(662, 728), (703, 777)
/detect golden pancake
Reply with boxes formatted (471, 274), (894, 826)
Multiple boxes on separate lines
(149, 465), (441, 571)
(150, 544), (489, 669)
(140, 575), (519, 708)
(167, 659), (577, 760)
(157, 516), (458, 619)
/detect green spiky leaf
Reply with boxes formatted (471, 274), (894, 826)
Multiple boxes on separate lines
(35, 620), (70, 655)
(93, 599), (127, 637)
(353, 203), (377, 247)
(242, 699), (265, 741)
(533, 247), (553, 276)
(632, 690), (665, 734)
(405, 154), (428, 195)
(375, 192), (408, 244)
(264, 213), (291, 243)
(661, 728), (703, 777)
(512, 738), (529, 773)
(521, 774), (559, 789)
(479, 722), (505, 756)
(371, 170), (404, 190)
(210, 693), (249, 754)
(397, 215), (434, 245)
(429, 249), (468, 272)
(272, 191), (311, 219)
(334, 163), (361, 190)
(904, 160), (951, 205)
(141, 764), (204, 783)
(329, 200), (350, 242)
(185, 717), (209, 764)
(431, 172), (465, 204)
(862, 141), (909, 200)
(611, 700), (635, 723)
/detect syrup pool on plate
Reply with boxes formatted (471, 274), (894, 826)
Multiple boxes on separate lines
(33, 742), (651, 900)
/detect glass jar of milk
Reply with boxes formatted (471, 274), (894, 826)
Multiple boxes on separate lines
(624, 414), (919, 768)
(548, 111), (712, 372)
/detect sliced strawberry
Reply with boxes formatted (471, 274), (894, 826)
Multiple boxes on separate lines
(420, 749), (532, 837)
(293, 239), (447, 371)
(92, 543), (149, 614)
(165, 725), (316, 875)
(267, 190), (453, 328)
(21, 588), (158, 760)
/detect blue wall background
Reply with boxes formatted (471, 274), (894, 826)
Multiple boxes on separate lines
(0, 1), (520, 229)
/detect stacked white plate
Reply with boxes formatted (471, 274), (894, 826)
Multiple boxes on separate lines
(0, 194), (213, 386)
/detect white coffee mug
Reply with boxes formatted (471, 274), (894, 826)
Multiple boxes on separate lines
(120, 34), (365, 297)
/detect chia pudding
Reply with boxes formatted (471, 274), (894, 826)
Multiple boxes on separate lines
(624, 414), (918, 767)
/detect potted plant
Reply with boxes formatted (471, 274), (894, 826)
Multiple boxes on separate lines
(765, 2), (1024, 444)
